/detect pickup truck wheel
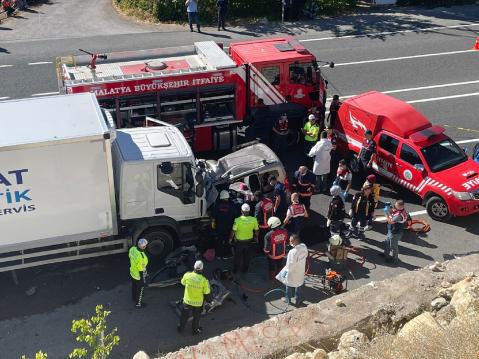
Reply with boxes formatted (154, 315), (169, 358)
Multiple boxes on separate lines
(426, 196), (451, 221)
(141, 228), (174, 258)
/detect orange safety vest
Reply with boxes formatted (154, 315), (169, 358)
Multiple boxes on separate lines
(259, 198), (274, 229)
(266, 229), (287, 260)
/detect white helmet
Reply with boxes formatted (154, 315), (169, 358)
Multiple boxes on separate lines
(194, 260), (204, 271)
(330, 185), (341, 197)
(267, 216), (282, 229)
(308, 114), (316, 120)
(329, 234), (342, 246)
(219, 190), (230, 200)
(137, 238), (148, 248)
(241, 203), (250, 213)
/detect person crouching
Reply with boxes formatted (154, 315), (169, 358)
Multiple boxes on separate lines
(263, 217), (287, 280)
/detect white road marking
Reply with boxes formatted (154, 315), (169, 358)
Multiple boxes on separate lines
(334, 49), (476, 67)
(0, 65), (13, 68)
(28, 61), (52, 65)
(407, 92), (479, 104)
(0, 96), (10, 100)
(374, 210), (428, 223)
(299, 22), (479, 42)
(456, 139), (479, 144)
(31, 91), (60, 97)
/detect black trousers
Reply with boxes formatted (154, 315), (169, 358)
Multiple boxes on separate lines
(217, 9), (226, 29)
(299, 194), (311, 209)
(233, 241), (253, 274)
(215, 228), (232, 257)
(179, 303), (202, 332)
(267, 257), (284, 279)
(131, 274), (145, 306)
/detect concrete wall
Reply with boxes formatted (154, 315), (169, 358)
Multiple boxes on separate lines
(153, 254), (479, 359)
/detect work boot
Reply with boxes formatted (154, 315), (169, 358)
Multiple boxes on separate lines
(357, 231), (366, 241)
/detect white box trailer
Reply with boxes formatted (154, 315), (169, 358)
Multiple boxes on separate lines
(0, 93), (124, 271)
(0, 93), (287, 272)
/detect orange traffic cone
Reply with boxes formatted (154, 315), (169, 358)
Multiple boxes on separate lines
(473, 36), (479, 50)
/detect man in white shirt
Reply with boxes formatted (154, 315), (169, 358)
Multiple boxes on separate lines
(185, 0), (201, 32)
(308, 131), (332, 194)
(276, 234), (308, 306)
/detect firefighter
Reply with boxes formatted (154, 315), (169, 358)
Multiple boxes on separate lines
(292, 165), (315, 210)
(230, 203), (259, 274)
(272, 113), (289, 160)
(263, 217), (288, 280)
(212, 190), (237, 259)
(129, 238), (148, 309)
(363, 174), (381, 229)
(326, 95), (342, 128)
(383, 200), (408, 264)
(254, 190), (274, 250)
(302, 114), (320, 162)
(357, 129), (377, 183)
(327, 185), (346, 235)
(177, 260), (211, 335)
(345, 184), (375, 241)
(334, 159), (352, 202)
(283, 192), (309, 234)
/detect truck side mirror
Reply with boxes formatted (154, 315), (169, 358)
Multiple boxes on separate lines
(196, 183), (204, 197)
(414, 164), (425, 172)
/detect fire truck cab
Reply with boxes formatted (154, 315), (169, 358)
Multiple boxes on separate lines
(335, 91), (479, 221)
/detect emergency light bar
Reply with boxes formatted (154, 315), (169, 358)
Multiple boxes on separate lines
(409, 125), (446, 143)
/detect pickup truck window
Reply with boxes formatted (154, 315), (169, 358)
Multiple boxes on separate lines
(400, 144), (423, 166)
(157, 163), (195, 204)
(421, 139), (468, 173)
(379, 134), (399, 155)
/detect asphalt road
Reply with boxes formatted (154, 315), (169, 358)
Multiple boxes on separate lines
(1, 2), (479, 359)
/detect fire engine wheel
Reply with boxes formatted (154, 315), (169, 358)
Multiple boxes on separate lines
(141, 227), (174, 258)
(426, 196), (451, 222)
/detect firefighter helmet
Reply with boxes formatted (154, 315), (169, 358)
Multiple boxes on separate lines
(219, 190), (230, 200)
(267, 216), (282, 229)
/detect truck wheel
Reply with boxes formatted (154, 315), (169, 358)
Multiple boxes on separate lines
(426, 196), (451, 221)
(141, 228), (174, 258)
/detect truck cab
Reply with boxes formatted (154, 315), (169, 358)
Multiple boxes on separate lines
(112, 125), (286, 256)
(336, 91), (479, 221)
(229, 37), (327, 112)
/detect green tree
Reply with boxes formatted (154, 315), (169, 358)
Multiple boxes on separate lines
(21, 351), (48, 359)
(69, 305), (120, 359)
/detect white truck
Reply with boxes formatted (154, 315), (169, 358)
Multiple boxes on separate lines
(0, 93), (286, 272)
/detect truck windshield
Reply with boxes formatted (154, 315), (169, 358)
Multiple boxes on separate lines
(421, 139), (468, 172)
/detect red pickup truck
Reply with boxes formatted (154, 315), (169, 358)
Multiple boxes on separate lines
(334, 91), (479, 221)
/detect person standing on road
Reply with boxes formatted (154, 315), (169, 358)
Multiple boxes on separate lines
(383, 200), (407, 264)
(178, 260), (211, 335)
(334, 159), (352, 202)
(272, 113), (289, 161)
(254, 191), (275, 249)
(326, 95), (342, 129)
(345, 184), (375, 241)
(263, 217), (287, 280)
(292, 165), (316, 210)
(357, 129), (377, 183)
(327, 185), (346, 235)
(302, 114), (320, 166)
(363, 174), (381, 229)
(212, 190), (237, 259)
(230, 203), (259, 274)
(129, 238), (148, 309)
(216, 0), (228, 30)
(283, 192), (309, 234)
(308, 131), (333, 194)
(269, 176), (287, 220)
(185, 0), (201, 33)
(276, 234), (308, 306)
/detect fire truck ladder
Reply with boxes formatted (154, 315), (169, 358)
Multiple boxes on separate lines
(246, 64), (286, 106)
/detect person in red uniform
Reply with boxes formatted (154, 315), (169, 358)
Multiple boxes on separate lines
(283, 192), (309, 234)
(327, 95), (342, 128)
(292, 166), (316, 210)
(263, 217), (288, 280)
(272, 113), (289, 160)
(357, 129), (377, 183)
(254, 191), (275, 249)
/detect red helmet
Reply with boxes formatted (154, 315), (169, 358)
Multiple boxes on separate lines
(366, 174), (376, 183)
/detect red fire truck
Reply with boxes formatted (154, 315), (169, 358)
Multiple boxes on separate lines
(56, 38), (329, 152)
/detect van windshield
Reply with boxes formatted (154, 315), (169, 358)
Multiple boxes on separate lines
(421, 139), (468, 172)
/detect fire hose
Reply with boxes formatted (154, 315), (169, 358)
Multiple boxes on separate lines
(406, 219), (431, 233)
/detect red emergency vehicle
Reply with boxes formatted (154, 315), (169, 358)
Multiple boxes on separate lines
(56, 38), (328, 152)
(335, 91), (479, 221)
